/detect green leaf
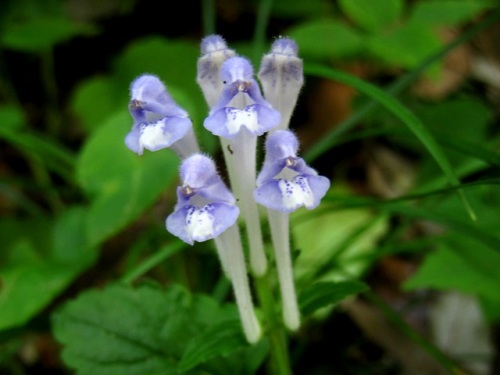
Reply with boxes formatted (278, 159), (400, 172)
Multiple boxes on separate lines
(71, 76), (124, 133)
(179, 320), (247, 371)
(410, 0), (493, 27)
(0, 252), (78, 331)
(339, 0), (403, 31)
(1, 17), (96, 52)
(292, 195), (388, 283)
(272, 0), (334, 18)
(76, 110), (178, 245)
(53, 283), (255, 375)
(0, 208), (96, 331)
(288, 19), (363, 60)
(404, 235), (500, 301)
(367, 23), (441, 70)
(304, 64), (476, 220)
(299, 280), (368, 316)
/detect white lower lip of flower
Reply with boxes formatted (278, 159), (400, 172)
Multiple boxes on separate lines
(186, 207), (214, 242)
(140, 123), (171, 150)
(226, 107), (258, 135)
(278, 177), (314, 210)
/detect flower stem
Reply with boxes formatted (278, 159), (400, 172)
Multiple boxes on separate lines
(214, 224), (262, 343)
(221, 132), (268, 275)
(267, 209), (300, 330)
(255, 273), (293, 375)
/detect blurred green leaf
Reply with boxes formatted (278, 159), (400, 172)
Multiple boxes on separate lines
(272, 0), (334, 18)
(0, 208), (96, 331)
(288, 19), (363, 60)
(410, 0), (493, 26)
(53, 283), (257, 375)
(77, 110), (178, 245)
(339, 0), (403, 31)
(71, 76), (124, 133)
(292, 196), (388, 283)
(404, 235), (500, 302)
(417, 97), (492, 143)
(1, 17), (96, 52)
(368, 23), (441, 70)
(299, 280), (368, 316)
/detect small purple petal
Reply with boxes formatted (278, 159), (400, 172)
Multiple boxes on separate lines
(200, 35), (228, 54)
(220, 57), (254, 85)
(166, 202), (240, 245)
(270, 37), (299, 56)
(204, 104), (280, 138)
(265, 130), (299, 161)
(180, 154), (218, 189)
(124, 123), (142, 155)
(129, 74), (188, 120)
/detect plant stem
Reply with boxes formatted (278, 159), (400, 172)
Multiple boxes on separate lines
(255, 273), (293, 375)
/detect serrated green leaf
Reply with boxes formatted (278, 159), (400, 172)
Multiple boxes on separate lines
(339, 0), (403, 31)
(410, 0), (493, 27)
(179, 320), (247, 371)
(299, 280), (368, 316)
(53, 283), (254, 375)
(288, 19), (363, 60)
(76, 110), (178, 245)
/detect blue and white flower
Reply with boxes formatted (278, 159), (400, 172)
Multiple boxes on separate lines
(255, 130), (330, 212)
(125, 74), (198, 158)
(166, 154), (239, 245)
(204, 56), (281, 138)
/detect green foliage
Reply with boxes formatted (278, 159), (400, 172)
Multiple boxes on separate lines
(339, 0), (403, 32)
(53, 283), (267, 375)
(288, 20), (363, 59)
(0, 17), (96, 52)
(0, 208), (96, 331)
(299, 280), (368, 316)
(76, 111), (178, 246)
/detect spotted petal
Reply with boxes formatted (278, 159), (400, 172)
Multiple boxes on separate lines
(254, 174), (330, 213)
(166, 202), (239, 245)
(204, 104), (280, 138)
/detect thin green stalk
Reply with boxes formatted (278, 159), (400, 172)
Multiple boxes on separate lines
(253, 0), (274, 64)
(304, 65), (476, 220)
(201, 0), (216, 35)
(255, 274), (292, 375)
(122, 242), (184, 284)
(304, 9), (500, 163)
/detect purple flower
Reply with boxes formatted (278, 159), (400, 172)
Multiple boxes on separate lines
(254, 130), (330, 212)
(166, 154), (239, 245)
(204, 57), (280, 138)
(125, 74), (193, 155)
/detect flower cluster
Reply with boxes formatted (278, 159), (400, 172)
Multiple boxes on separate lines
(125, 35), (330, 342)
